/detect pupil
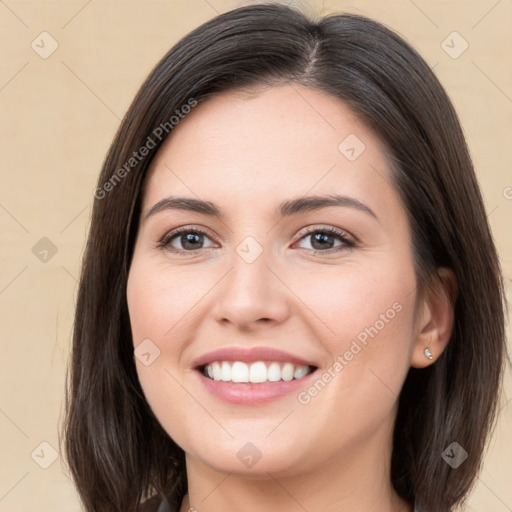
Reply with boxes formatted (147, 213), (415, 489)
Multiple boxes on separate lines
(312, 232), (333, 250)
(182, 233), (202, 250)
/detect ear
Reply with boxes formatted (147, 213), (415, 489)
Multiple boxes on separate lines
(410, 267), (457, 368)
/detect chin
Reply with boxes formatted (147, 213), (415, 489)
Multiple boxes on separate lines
(184, 436), (308, 477)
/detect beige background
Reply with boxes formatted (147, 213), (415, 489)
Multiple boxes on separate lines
(0, 0), (510, 510)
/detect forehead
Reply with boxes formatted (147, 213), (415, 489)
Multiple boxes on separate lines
(141, 84), (400, 220)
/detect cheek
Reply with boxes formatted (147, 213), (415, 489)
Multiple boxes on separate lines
(293, 255), (416, 349)
(126, 255), (222, 410)
(291, 253), (417, 412)
(127, 258), (210, 345)
(127, 260), (201, 445)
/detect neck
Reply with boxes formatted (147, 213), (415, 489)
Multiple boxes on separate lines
(178, 422), (412, 512)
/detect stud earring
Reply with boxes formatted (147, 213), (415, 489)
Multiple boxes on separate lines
(424, 347), (433, 360)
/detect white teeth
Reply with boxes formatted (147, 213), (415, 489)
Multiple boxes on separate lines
(267, 362), (281, 381)
(203, 360), (313, 383)
(281, 362), (294, 381)
(212, 361), (222, 380)
(221, 361), (231, 381)
(249, 361), (267, 383)
(293, 365), (309, 379)
(231, 361), (249, 382)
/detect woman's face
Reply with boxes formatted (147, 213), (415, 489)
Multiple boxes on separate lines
(127, 84), (421, 477)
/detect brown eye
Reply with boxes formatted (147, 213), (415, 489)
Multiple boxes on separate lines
(295, 227), (355, 253)
(159, 228), (216, 253)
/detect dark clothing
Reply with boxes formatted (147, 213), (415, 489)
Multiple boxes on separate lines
(138, 495), (173, 512)
(139, 494), (420, 511)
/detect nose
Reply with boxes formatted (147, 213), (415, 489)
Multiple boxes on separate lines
(211, 246), (291, 332)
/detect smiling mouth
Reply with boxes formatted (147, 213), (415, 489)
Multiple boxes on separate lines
(199, 360), (317, 384)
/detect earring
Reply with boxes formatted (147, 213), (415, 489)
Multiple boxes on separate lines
(424, 347), (433, 360)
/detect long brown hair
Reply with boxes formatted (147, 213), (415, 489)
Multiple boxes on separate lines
(62, 3), (507, 511)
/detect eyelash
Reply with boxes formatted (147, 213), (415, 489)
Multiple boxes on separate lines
(156, 225), (356, 256)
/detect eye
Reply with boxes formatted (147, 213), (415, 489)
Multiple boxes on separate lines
(294, 226), (355, 253)
(157, 227), (216, 254)
(157, 225), (355, 255)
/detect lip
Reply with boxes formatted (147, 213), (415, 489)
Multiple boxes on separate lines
(191, 346), (319, 405)
(194, 366), (319, 405)
(191, 346), (318, 369)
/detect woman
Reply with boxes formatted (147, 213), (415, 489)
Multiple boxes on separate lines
(62, 3), (507, 512)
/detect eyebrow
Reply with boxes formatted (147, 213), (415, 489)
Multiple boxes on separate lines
(144, 193), (378, 221)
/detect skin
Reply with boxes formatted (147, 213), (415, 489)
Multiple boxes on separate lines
(126, 84), (455, 512)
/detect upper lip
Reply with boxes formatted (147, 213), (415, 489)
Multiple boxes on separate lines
(191, 347), (318, 369)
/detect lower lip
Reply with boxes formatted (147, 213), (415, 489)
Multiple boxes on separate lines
(195, 369), (318, 405)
